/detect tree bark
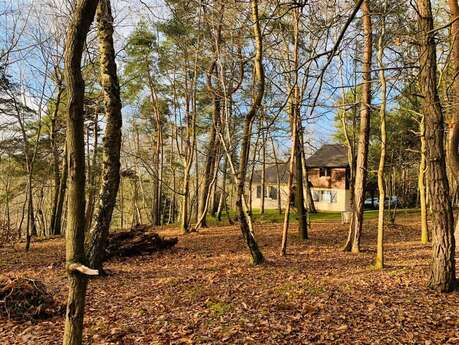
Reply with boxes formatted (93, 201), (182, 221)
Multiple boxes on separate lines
(345, 0), (372, 253)
(233, 0), (265, 264)
(53, 145), (68, 236)
(418, 0), (456, 292)
(419, 115), (429, 244)
(447, 0), (459, 248)
(84, 113), (99, 231)
(291, 7), (308, 240)
(376, 3), (387, 269)
(62, 1), (99, 344)
(280, 104), (297, 256)
(49, 83), (64, 236)
(200, 61), (220, 227)
(86, 0), (123, 272)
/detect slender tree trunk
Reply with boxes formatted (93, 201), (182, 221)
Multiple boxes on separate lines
(49, 85), (64, 236)
(194, 134), (199, 224)
(295, 127), (307, 240)
(261, 130), (266, 215)
(62, 1), (99, 344)
(376, 5), (387, 269)
(418, 0), (456, 292)
(300, 130), (316, 213)
(233, 0), (265, 265)
(199, 89), (219, 227)
(291, 7), (308, 240)
(419, 115), (429, 244)
(53, 146), (68, 236)
(347, 0), (372, 254)
(271, 138), (282, 214)
(86, 0), (123, 272)
(248, 133), (260, 216)
(85, 113), (99, 231)
(280, 106), (297, 256)
(341, 43), (358, 252)
(216, 154), (228, 221)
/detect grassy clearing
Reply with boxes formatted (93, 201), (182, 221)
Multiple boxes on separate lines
(206, 208), (421, 226)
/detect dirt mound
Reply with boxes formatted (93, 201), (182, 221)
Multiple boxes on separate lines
(0, 276), (63, 321)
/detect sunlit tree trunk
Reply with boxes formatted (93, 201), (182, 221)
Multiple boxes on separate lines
(419, 115), (429, 244)
(291, 7), (307, 240)
(280, 103), (297, 256)
(375, 3), (387, 269)
(86, 0), (123, 272)
(344, 0), (372, 253)
(200, 60), (220, 227)
(62, 1), (99, 344)
(418, 0), (456, 292)
(232, 0), (264, 264)
(49, 82), (64, 236)
(447, 0), (459, 246)
(84, 112), (99, 232)
(271, 138), (282, 214)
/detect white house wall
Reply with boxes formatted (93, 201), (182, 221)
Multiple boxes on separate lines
(250, 184), (351, 212)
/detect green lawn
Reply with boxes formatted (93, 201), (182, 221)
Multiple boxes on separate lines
(206, 208), (421, 226)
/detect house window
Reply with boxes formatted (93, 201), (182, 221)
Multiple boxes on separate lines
(321, 191), (337, 203)
(312, 191), (320, 202)
(269, 186), (278, 200)
(319, 167), (331, 177)
(256, 185), (267, 199)
(313, 190), (338, 203)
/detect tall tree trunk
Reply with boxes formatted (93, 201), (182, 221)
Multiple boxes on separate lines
(62, 1), (99, 344)
(85, 113), (99, 231)
(233, 0), (265, 264)
(291, 7), (308, 240)
(49, 84), (64, 236)
(216, 154), (228, 222)
(53, 146), (68, 236)
(261, 125), (266, 215)
(376, 3), (387, 269)
(344, 0), (372, 253)
(146, 74), (162, 226)
(299, 129), (316, 213)
(271, 138), (282, 214)
(447, 0), (459, 247)
(418, 0), (456, 292)
(280, 105), (297, 256)
(419, 115), (429, 244)
(86, 0), (123, 272)
(295, 125), (307, 240)
(199, 84), (219, 227)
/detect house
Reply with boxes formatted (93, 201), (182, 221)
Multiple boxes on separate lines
(251, 144), (351, 212)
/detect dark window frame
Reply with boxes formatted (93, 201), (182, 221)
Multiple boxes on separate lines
(319, 167), (331, 177)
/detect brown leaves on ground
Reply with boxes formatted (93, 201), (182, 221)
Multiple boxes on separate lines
(0, 216), (458, 344)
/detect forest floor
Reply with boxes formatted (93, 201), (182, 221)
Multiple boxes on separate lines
(1, 213), (459, 344)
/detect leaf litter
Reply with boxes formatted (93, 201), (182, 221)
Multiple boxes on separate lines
(0, 216), (458, 344)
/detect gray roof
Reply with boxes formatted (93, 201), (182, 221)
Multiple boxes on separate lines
(305, 144), (349, 168)
(252, 162), (290, 184)
(252, 144), (349, 184)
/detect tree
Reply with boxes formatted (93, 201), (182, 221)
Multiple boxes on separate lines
(62, 0), (99, 344)
(86, 0), (123, 272)
(417, 0), (456, 292)
(447, 0), (459, 244)
(375, 0), (388, 269)
(220, 0), (265, 264)
(344, 0), (372, 253)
